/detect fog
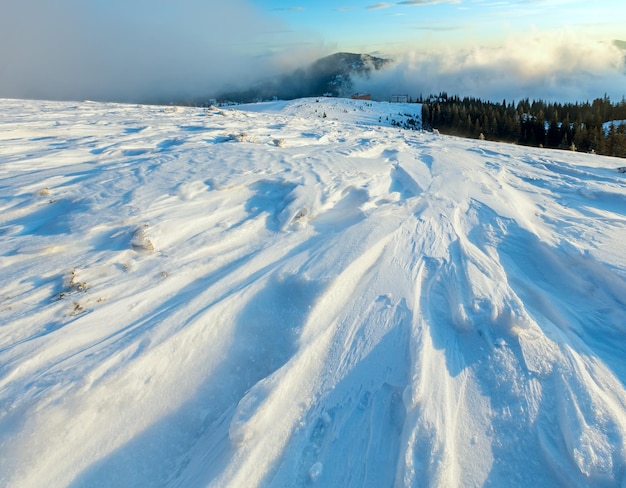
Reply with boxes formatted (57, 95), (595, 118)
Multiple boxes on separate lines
(0, 0), (314, 103)
(2, 3), (624, 105)
(355, 35), (626, 103)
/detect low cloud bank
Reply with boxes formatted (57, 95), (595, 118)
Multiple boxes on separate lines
(355, 36), (626, 103)
(0, 0), (317, 103)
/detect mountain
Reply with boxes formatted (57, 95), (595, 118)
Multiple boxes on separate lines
(216, 52), (392, 103)
(614, 39), (626, 50)
(615, 40), (626, 68)
(1, 97), (625, 487)
(307, 52), (391, 93)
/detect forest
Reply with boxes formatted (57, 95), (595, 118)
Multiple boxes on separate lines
(420, 94), (626, 158)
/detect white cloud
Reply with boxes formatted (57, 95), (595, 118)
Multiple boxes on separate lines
(367, 3), (392, 9)
(354, 34), (626, 102)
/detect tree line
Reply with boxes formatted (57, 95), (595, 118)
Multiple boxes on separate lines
(420, 93), (626, 158)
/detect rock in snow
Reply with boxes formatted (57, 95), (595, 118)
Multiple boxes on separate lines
(0, 97), (625, 487)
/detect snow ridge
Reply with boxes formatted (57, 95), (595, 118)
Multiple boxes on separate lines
(0, 97), (625, 487)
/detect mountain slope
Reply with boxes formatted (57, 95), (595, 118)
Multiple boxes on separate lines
(0, 97), (625, 487)
(217, 52), (391, 102)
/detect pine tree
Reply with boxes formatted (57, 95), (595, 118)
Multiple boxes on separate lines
(547, 119), (561, 147)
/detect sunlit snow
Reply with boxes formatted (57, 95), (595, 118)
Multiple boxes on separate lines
(0, 97), (625, 487)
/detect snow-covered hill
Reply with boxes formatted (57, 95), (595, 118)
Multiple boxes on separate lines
(0, 97), (625, 487)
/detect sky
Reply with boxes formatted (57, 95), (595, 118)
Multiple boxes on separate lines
(0, 0), (624, 103)
(254, 0), (625, 55)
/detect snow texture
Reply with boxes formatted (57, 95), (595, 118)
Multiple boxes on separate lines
(0, 97), (625, 487)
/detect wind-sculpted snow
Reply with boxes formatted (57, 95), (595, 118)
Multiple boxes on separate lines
(0, 97), (625, 487)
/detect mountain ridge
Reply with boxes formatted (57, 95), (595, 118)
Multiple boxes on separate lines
(216, 52), (392, 103)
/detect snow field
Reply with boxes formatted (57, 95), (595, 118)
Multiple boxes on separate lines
(0, 97), (625, 487)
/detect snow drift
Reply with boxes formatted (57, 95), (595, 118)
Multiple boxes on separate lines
(0, 97), (625, 487)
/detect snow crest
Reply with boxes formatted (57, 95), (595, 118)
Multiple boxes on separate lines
(0, 98), (625, 487)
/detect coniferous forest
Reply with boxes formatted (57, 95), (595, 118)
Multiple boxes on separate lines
(420, 93), (626, 158)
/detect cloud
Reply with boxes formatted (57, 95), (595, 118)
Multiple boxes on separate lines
(353, 34), (626, 103)
(367, 3), (392, 9)
(0, 0), (314, 103)
(397, 0), (461, 5)
(273, 7), (304, 11)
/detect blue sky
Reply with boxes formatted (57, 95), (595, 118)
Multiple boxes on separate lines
(251, 0), (625, 54)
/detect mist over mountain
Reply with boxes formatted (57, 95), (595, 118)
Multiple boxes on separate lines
(354, 37), (626, 105)
(214, 38), (626, 107)
(615, 40), (626, 67)
(0, 0), (296, 104)
(2, 2), (623, 107)
(216, 53), (391, 103)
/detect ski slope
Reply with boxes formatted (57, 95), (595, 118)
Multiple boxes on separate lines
(0, 97), (625, 487)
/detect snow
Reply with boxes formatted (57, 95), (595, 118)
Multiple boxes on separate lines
(0, 96), (625, 487)
(603, 120), (626, 134)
